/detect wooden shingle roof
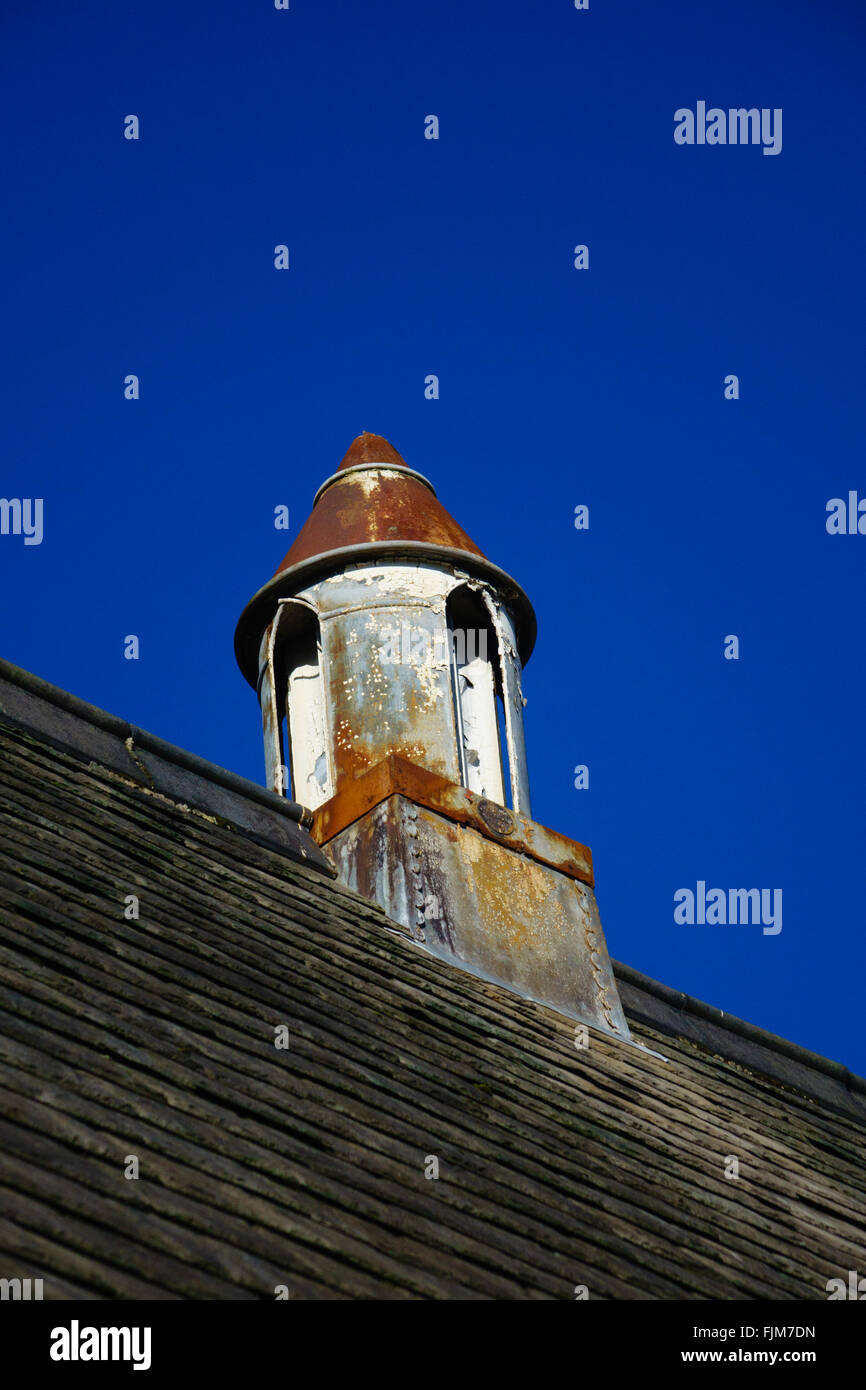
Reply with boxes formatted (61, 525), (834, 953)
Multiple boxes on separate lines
(0, 662), (864, 1300)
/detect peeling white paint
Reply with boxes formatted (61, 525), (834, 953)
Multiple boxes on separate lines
(455, 656), (504, 802)
(264, 559), (531, 808)
(478, 589), (531, 817)
(287, 656), (332, 808)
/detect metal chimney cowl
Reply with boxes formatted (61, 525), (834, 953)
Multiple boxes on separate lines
(235, 433), (631, 1042)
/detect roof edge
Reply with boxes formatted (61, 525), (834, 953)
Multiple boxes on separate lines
(613, 956), (866, 1120)
(2, 656), (863, 1118)
(0, 657), (334, 876)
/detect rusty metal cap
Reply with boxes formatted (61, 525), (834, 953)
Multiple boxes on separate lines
(335, 432), (410, 471)
(234, 432), (537, 685)
(276, 433), (485, 573)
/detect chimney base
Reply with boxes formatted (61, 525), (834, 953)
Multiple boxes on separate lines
(313, 758), (631, 1040)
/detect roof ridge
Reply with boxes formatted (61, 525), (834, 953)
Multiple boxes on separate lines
(0, 657), (333, 877)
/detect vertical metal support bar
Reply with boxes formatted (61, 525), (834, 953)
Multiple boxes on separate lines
(257, 610), (287, 796)
(448, 622), (468, 788)
(479, 590), (532, 819)
(282, 596), (334, 807)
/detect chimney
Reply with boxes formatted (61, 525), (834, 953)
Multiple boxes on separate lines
(235, 432), (630, 1041)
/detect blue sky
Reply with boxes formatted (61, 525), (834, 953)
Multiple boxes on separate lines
(2, 0), (865, 1069)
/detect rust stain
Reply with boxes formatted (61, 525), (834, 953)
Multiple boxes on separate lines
(273, 468), (486, 576)
(312, 753), (594, 886)
(325, 794), (629, 1038)
(336, 432), (410, 471)
(234, 434), (538, 690)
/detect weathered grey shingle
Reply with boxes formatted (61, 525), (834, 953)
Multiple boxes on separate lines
(0, 684), (864, 1300)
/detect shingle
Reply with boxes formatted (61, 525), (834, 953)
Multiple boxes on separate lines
(0, 706), (864, 1300)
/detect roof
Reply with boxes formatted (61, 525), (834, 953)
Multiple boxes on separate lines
(0, 658), (864, 1299)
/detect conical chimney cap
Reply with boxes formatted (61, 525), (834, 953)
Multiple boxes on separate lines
(336, 431), (410, 470)
(234, 432), (536, 686)
(273, 431), (485, 576)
